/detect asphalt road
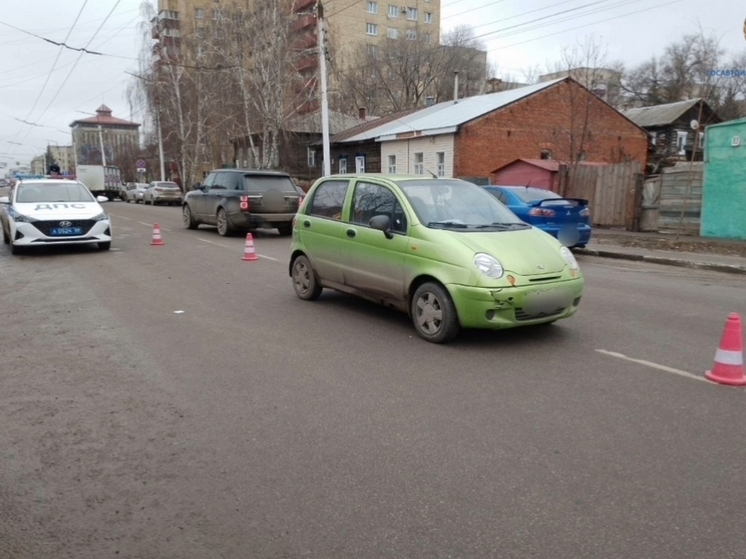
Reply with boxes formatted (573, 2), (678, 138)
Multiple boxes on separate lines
(1, 198), (745, 559)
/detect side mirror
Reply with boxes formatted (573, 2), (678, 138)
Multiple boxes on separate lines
(0, 196), (9, 204)
(369, 214), (393, 239)
(192, 183), (202, 191)
(96, 195), (109, 203)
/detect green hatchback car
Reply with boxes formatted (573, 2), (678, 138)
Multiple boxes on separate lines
(289, 175), (584, 343)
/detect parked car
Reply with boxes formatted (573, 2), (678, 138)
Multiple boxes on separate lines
(483, 186), (592, 248)
(143, 181), (183, 206)
(289, 174), (584, 343)
(182, 169), (301, 236)
(124, 182), (150, 203)
(0, 178), (112, 254)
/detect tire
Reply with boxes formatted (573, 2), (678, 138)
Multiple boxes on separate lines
(410, 282), (460, 343)
(216, 208), (232, 237)
(126, 199), (131, 203)
(278, 224), (293, 236)
(292, 255), (322, 300)
(10, 242), (21, 255)
(182, 204), (198, 230)
(98, 242), (111, 251)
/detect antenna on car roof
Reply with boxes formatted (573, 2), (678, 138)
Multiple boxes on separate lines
(426, 169), (438, 179)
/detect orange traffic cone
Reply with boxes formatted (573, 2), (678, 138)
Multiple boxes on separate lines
(705, 313), (745, 386)
(150, 223), (164, 246)
(242, 233), (258, 262)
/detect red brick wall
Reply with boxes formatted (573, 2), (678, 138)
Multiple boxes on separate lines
(454, 80), (649, 180)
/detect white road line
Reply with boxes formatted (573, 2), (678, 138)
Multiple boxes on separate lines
(197, 237), (279, 261)
(596, 349), (711, 384)
(137, 221), (152, 227)
(258, 254), (279, 261)
(116, 215), (132, 221)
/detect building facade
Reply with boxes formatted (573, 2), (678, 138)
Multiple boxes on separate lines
(70, 105), (140, 168)
(48, 145), (75, 174)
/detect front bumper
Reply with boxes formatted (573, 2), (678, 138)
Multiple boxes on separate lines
(447, 276), (585, 329)
(228, 211), (296, 229)
(12, 220), (112, 246)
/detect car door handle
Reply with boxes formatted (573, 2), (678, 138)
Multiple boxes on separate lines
(346, 229), (356, 238)
(303, 220), (311, 228)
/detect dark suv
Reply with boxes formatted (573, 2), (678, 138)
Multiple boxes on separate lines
(183, 169), (301, 236)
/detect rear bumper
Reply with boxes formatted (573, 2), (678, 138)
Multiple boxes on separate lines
(537, 225), (592, 246)
(228, 211), (295, 229)
(153, 194), (182, 203)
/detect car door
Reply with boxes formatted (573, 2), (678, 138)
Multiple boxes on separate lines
(298, 179), (351, 286)
(203, 172), (229, 224)
(191, 173), (216, 219)
(340, 180), (409, 301)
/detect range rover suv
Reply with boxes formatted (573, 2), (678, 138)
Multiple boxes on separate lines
(182, 169), (302, 236)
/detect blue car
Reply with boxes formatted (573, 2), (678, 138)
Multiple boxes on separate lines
(483, 186), (592, 248)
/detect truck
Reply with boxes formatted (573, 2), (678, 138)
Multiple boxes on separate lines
(75, 165), (123, 201)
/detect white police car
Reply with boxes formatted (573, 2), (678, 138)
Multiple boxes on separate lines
(0, 178), (112, 255)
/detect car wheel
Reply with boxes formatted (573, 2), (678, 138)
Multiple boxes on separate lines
(98, 242), (111, 251)
(10, 242), (21, 255)
(278, 225), (293, 236)
(216, 208), (232, 237)
(126, 198), (131, 203)
(183, 204), (198, 230)
(410, 282), (460, 343)
(292, 255), (322, 300)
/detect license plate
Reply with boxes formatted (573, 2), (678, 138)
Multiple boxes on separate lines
(50, 227), (83, 236)
(523, 289), (572, 315)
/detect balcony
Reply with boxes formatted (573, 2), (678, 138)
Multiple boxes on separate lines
(292, 13), (316, 33)
(296, 56), (318, 73)
(294, 76), (318, 93)
(293, 0), (316, 13)
(292, 32), (318, 51)
(158, 10), (179, 21)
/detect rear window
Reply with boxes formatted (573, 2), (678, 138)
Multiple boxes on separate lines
(509, 188), (563, 203)
(242, 175), (296, 193)
(16, 182), (93, 203)
(156, 182), (179, 188)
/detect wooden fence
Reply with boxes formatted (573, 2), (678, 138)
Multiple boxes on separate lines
(562, 161), (644, 229)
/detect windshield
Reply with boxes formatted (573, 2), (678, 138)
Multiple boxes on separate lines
(243, 175), (296, 193)
(509, 187), (564, 203)
(16, 182), (94, 204)
(398, 179), (526, 230)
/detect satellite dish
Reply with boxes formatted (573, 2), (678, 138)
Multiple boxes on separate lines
(690, 119), (699, 130)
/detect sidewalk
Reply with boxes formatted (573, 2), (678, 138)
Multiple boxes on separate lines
(573, 229), (746, 275)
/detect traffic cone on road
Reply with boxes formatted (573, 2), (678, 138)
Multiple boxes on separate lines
(241, 233), (258, 262)
(705, 313), (746, 386)
(150, 223), (165, 246)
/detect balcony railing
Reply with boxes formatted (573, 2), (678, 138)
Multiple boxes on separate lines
(293, 0), (316, 13)
(292, 13), (316, 32)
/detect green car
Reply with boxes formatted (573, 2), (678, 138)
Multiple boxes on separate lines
(289, 175), (584, 343)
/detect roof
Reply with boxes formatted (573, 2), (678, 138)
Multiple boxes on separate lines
(323, 108), (419, 144)
(621, 99), (702, 128)
(490, 158), (609, 174)
(70, 104), (140, 128)
(338, 79), (566, 144)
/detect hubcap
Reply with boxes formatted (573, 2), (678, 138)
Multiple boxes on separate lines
(293, 261), (311, 294)
(416, 292), (443, 335)
(183, 207), (190, 225)
(217, 211), (226, 234)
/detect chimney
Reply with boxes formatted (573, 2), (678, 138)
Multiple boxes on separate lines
(425, 96), (436, 107)
(453, 71), (459, 104)
(358, 107), (367, 120)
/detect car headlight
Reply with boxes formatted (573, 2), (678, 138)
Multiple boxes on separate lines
(92, 212), (109, 221)
(473, 253), (504, 279)
(10, 210), (35, 223)
(560, 246), (579, 270)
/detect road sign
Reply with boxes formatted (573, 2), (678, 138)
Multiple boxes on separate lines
(136, 159), (147, 169)
(137, 168), (146, 174)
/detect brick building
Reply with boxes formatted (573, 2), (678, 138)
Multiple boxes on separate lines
(325, 78), (648, 182)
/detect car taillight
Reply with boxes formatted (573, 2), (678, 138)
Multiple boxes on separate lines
(579, 208), (590, 217)
(240, 196), (250, 211)
(155, 187), (164, 192)
(528, 207), (556, 217)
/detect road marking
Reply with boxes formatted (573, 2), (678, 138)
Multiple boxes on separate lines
(197, 237), (279, 261)
(137, 221), (152, 227)
(116, 215), (132, 221)
(258, 254), (279, 261)
(596, 349), (711, 384)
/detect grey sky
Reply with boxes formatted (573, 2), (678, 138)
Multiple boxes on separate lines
(1, 0), (744, 166)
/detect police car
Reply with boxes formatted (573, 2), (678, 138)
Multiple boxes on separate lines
(0, 178), (112, 255)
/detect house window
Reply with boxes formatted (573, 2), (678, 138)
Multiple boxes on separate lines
(436, 152), (445, 177)
(195, 8), (205, 18)
(367, 44), (379, 57)
(388, 154), (396, 173)
(677, 131), (688, 155)
(355, 155), (366, 173)
(339, 157), (348, 174)
(425, 12), (433, 23)
(424, 33), (432, 43)
(367, 1), (378, 14)
(540, 149), (553, 160)
(366, 23), (378, 36)
(387, 27), (398, 39)
(406, 29), (416, 40)
(407, 7), (418, 20)
(307, 147), (316, 168)
(698, 131), (705, 148)
(213, 9), (223, 20)
(196, 26), (206, 38)
(388, 5), (399, 18)
(413, 153), (424, 175)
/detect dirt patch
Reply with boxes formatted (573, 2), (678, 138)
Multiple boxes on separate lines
(593, 232), (746, 258)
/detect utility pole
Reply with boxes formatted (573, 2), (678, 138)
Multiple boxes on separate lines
(98, 124), (107, 167)
(157, 110), (166, 182)
(317, 1), (331, 177)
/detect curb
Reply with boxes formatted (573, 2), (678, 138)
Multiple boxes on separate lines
(574, 248), (746, 276)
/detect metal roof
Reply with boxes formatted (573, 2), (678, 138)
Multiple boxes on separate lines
(338, 78), (566, 144)
(621, 99), (701, 128)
